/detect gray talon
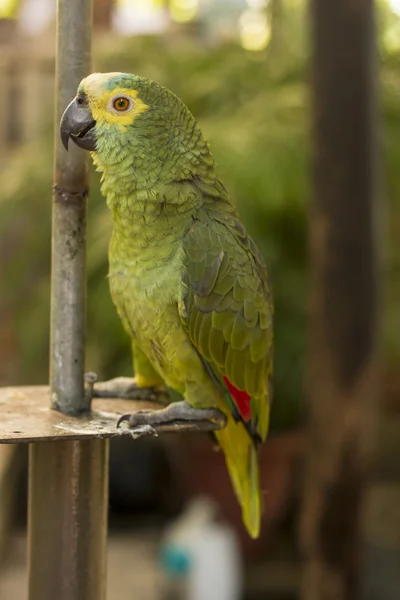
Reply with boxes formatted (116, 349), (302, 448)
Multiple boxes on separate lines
(84, 372), (98, 384)
(117, 413), (134, 428)
(84, 372), (98, 403)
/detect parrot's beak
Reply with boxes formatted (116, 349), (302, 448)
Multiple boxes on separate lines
(60, 97), (96, 151)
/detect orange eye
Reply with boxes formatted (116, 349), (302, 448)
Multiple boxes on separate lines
(113, 97), (131, 112)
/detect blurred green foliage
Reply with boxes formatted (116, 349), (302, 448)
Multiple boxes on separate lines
(0, 6), (399, 431)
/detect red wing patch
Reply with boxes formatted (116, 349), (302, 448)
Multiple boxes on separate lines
(223, 376), (251, 422)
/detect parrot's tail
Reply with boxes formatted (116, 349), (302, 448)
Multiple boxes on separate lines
(214, 411), (261, 538)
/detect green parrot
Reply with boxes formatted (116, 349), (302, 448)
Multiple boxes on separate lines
(60, 72), (273, 538)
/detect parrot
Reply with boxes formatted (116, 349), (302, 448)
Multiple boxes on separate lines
(60, 72), (273, 538)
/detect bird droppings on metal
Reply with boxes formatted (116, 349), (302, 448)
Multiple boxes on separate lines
(118, 424), (159, 439)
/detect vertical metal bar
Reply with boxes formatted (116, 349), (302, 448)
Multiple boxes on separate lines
(51, 0), (92, 414)
(300, 1), (379, 600)
(28, 441), (109, 600)
(28, 2), (109, 600)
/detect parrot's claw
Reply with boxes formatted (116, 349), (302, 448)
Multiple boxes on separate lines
(116, 401), (227, 430)
(84, 371), (98, 404)
(86, 375), (168, 404)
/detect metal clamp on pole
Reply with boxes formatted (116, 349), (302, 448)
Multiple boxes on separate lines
(27, 1), (109, 599)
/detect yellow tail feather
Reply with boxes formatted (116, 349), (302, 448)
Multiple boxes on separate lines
(214, 411), (261, 538)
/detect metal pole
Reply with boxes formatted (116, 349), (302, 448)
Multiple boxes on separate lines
(300, 0), (379, 599)
(28, 1), (109, 599)
(28, 441), (109, 600)
(50, 0), (91, 414)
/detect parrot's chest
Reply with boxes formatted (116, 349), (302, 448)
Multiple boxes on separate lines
(106, 229), (203, 392)
(108, 244), (185, 342)
(109, 251), (195, 390)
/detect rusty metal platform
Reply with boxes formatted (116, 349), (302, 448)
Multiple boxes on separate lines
(0, 386), (219, 444)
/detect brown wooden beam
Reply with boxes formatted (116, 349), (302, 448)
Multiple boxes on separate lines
(300, 1), (379, 599)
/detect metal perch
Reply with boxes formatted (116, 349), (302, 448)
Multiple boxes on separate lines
(0, 386), (225, 445)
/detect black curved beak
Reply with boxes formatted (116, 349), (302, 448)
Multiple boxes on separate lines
(60, 97), (96, 151)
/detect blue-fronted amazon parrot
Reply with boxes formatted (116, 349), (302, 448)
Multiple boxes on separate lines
(60, 72), (273, 538)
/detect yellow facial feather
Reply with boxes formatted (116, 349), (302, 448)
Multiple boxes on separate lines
(82, 74), (149, 128)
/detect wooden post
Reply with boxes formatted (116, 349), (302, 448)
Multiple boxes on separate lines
(27, 1), (110, 599)
(94, 0), (115, 30)
(300, 0), (379, 599)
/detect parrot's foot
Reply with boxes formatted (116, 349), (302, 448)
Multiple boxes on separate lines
(84, 373), (168, 405)
(117, 401), (227, 430)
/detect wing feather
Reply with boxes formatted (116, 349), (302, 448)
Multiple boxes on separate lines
(179, 203), (273, 441)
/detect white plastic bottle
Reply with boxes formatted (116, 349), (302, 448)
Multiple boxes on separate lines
(159, 497), (243, 600)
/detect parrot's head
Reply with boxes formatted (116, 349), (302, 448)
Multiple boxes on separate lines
(60, 72), (212, 183)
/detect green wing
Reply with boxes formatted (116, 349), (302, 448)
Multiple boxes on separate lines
(179, 197), (273, 441)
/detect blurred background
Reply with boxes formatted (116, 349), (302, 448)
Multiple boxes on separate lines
(0, 0), (399, 598)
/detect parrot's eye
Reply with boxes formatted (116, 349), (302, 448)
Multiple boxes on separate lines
(112, 96), (132, 112)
